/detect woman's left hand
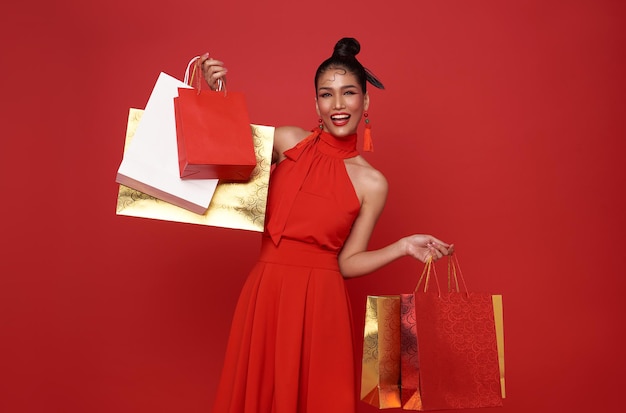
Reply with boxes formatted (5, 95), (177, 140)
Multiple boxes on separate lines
(402, 234), (454, 263)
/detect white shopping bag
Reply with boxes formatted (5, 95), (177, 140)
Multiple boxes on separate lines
(116, 72), (218, 214)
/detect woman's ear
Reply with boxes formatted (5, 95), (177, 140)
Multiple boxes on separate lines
(315, 98), (321, 117)
(364, 92), (370, 112)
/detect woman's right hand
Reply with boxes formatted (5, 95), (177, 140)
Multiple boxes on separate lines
(200, 53), (227, 91)
(402, 234), (454, 263)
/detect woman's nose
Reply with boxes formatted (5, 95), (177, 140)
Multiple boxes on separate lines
(332, 96), (345, 109)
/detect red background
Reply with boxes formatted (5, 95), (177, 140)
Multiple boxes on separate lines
(2, 1), (625, 412)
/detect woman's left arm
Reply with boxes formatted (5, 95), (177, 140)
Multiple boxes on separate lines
(338, 168), (453, 278)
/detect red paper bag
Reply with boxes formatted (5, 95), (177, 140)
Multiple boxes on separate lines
(174, 57), (256, 181)
(402, 256), (504, 411)
(400, 293), (423, 410)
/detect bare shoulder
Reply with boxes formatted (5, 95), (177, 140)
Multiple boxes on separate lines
(274, 126), (310, 153)
(345, 157), (388, 202)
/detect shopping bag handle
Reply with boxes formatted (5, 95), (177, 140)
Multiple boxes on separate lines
(415, 253), (469, 297)
(447, 253), (469, 296)
(184, 55), (226, 95)
(415, 257), (441, 295)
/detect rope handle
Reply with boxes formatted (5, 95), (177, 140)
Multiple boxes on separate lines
(184, 55), (226, 95)
(447, 253), (469, 297)
(415, 253), (469, 297)
(415, 257), (441, 296)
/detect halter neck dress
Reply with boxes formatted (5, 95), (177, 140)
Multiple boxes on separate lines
(211, 129), (362, 413)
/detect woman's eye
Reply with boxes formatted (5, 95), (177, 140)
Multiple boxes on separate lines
(320, 93), (331, 98)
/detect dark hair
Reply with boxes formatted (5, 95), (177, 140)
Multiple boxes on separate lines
(314, 37), (385, 93)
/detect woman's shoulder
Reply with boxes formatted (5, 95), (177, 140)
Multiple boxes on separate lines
(274, 126), (311, 152)
(346, 157), (388, 199)
(349, 156), (386, 180)
(275, 125), (310, 137)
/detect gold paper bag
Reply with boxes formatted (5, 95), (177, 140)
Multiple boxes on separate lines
(116, 108), (274, 232)
(492, 295), (506, 399)
(360, 295), (402, 409)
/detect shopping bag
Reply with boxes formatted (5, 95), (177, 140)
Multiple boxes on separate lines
(360, 295), (402, 409)
(116, 108), (274, 232)
(399, 293), (422, 410)
(116, 72), (218, 215)
(174, 57), (256, 181)
(401, 256), (505, 410)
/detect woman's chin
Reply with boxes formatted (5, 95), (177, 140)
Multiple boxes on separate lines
(325, 124), (358, 137)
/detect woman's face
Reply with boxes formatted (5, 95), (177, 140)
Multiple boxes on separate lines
(315, 69), (369, 138)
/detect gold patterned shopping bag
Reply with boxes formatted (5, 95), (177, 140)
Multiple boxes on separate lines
(360, 295), (402, 409)
(116, 108), (274, 232)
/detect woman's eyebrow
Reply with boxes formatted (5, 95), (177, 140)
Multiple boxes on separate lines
(317, 84), (359, 91)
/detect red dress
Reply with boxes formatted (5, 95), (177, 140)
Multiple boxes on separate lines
(211, 129), (362, 413)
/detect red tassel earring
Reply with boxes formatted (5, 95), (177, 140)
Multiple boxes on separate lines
(363, 112), (373, 152)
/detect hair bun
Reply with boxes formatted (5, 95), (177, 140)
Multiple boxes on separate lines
(333, 37), (360, 58)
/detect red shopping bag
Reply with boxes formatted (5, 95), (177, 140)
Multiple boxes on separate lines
(400, 293), (423, 410)
(174, 56), (256, 181)
(401, 256), (505, 410)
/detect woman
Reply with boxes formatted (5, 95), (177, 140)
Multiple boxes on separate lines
(202, 38), (453, 413)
